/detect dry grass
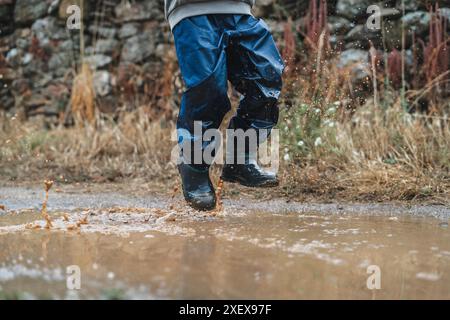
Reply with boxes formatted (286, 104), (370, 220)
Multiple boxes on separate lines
(0, 108), (176, 184)
(0, 1), (449, 204)
(70, 63), (96, 125)
(1, 96), (449, 204)
(274, 1), (449, 204)
(278, 45), (450, 205)
(280, 102), (450, 204)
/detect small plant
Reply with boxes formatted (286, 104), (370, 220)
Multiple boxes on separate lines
(282, 18), (296, 75)
(387, 49), (402, 89)
(0, 290), (25, 300)
(422, 3), (449, 88)
(101, 288), (126, 300)
(409, 3), (449, 113)
(303, 0), (329, 53)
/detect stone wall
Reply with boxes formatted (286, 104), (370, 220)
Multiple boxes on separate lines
(0, 0), (449, 121)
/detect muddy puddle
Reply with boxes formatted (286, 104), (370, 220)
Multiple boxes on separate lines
(0, 186), (449, 299)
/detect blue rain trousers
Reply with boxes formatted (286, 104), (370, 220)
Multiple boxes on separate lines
(172, 14), (284, 165)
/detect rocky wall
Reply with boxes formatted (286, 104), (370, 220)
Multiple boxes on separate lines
(0, 0), (449, 121)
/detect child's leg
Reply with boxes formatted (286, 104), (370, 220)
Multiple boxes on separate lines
(172, 15), (232, 210)
(173, 15), (231, 166)
(219, 15), (283, 188)
(227, 16), (284, 150)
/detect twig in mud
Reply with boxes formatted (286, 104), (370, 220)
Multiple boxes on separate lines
(44, 180), (53, 192)
(153, 208), (166, 216)
(41, 180), (54, 229)
(213, 178), (224, 214)
(171, 184), (179, 200)
(78, 210), (91, 225)
(169, 184), (180, 210)
(107, 207), (147, 214)
(25, 223), (42, 230)
(67, 224), (79, 231)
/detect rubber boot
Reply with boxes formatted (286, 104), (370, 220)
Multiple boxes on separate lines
(221, 155), (279, 188)
(178, 163), (216, 211)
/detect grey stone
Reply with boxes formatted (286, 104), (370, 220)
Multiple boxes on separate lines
(336, 0), (372, 21)
(438, 7), (450, 22)
(121, 33), (156, 63)
(93, 71), (112, 97)
(344, 24), (382, 50)
(401, 11), (430, 36)
(84, 54), (112, 69)
(93, 39), (120, 54)
(35, 73), (53, 88)
(13, 27), (32, 39)
(15, 38), (30, 50)
(155, 43), (169, 59)
(88, 25), (117, 39)
(328, 16), (353, 35)
(337, 49), (369, 81)
(48, 51), (73, 72)
(118, 23), (139, 39)
(57, 39), (78, 52)
(5, 48), (22, 67)
(22, 52), (33, 65)
(115, 1), (162, 23)
(47, 0), (61, 15)
(14, 0), (50, 24)
(396, 0), (420, 11)
(329, 35), (345, 51)
(22, 58), (48, 77)
(345, 24), (370, 42)
(31, 16), (68, 44)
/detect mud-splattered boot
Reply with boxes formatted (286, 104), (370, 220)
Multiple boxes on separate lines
(221, 157), (279, 188)
(178, 163), (216, 211)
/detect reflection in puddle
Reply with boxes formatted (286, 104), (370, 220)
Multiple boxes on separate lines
(0, 205), (449, 299)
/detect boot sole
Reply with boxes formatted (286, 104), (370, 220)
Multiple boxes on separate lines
(221, 175), (279, 188)
(181, 189), (217, 211)
(187, 201), (217, 211)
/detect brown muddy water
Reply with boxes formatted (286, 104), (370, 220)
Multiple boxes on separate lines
(0, 186), (449, 299)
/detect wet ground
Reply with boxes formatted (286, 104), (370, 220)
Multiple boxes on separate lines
(0, 186), (449, 299)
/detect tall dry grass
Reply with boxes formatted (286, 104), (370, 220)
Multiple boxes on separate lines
(0, 108), (175, 183)
(278, 0), (449, 203)
(280, 102), (449, 202)
(70, 63), (96, 125)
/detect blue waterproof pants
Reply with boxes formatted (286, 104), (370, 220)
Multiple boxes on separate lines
(173, 14), (284, 165)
